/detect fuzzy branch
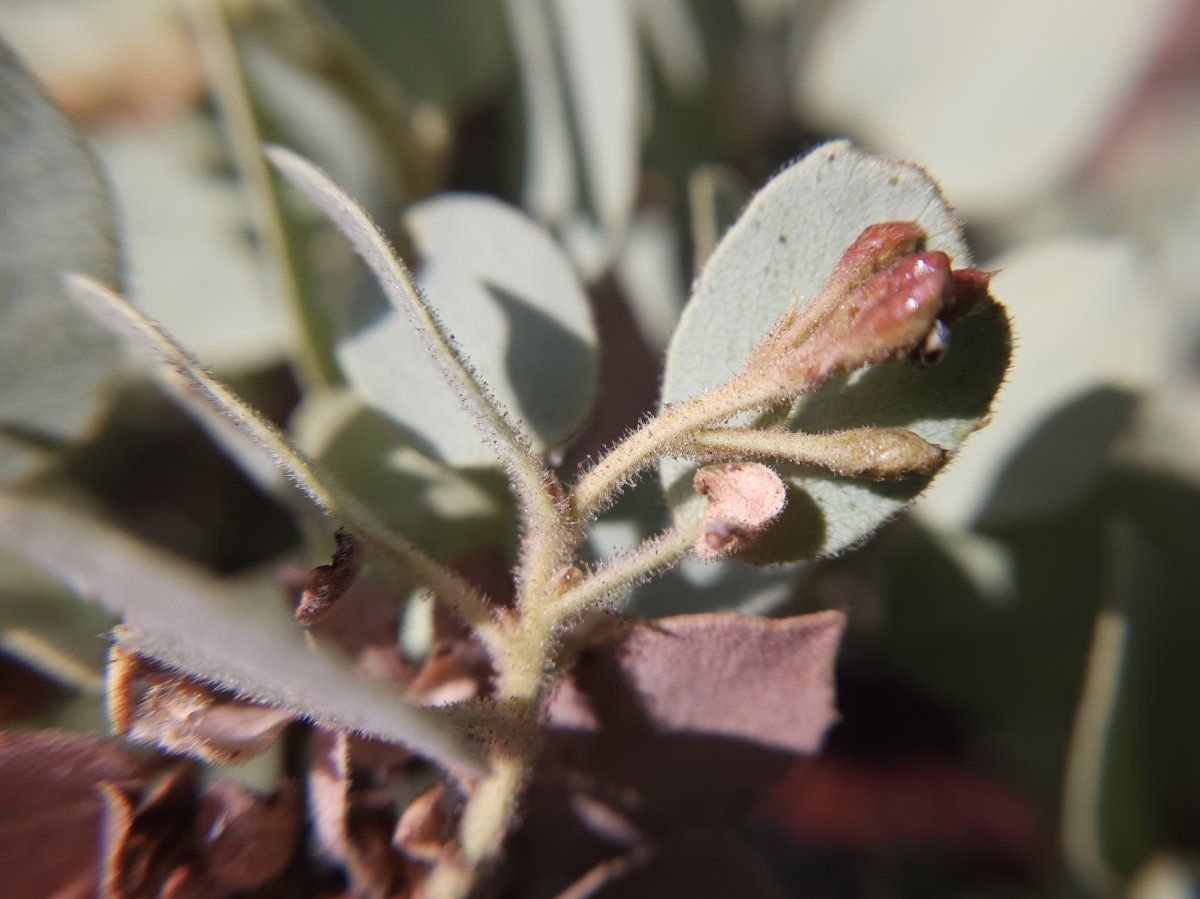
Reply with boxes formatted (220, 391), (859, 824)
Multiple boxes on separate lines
(265, 146), (573, 606)
(63, 274), (494, 634)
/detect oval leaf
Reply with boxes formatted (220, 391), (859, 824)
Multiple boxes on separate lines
(661, 141), (1011, 561)
(338, 194), (598, 465)
(63, 274), (491, 629)
(0, 731), (172, 899)
(506, 0), (639, 274)
(96, 116), (291, 371)
(798, 0), (1179, 217)
(545, 609), (845, 755)
(0, 39), (122, 483)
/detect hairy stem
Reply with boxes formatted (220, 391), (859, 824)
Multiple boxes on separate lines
(439, 519), (703, 894)
(496, 515), (703, 704)
(553, 516), (703, 620)
(572, 377), (778, 519)
(459, 752), (528, 862)
(425, 753), (528, 899)
(265, 147), (572, 612)
(63, 275), (494, 635)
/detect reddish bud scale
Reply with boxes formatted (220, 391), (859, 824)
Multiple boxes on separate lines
(947, 267), (996, 322)
(741, 221), (998, 410)
(792, 251), (953, 385)
(828, 221), (928, 295)
(774, 222), (930, 352)
(843, 252), (953, 355)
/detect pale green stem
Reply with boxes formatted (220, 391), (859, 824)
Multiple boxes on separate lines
(422, 860), (473, 899)
(496, 515), (703, 704)
(181, 0), (340, 389)
(572, 376), (778, 519)
(424, 752), (528, 899)
(552, 516), (702, 620)
(683, 427), (832, 461)
(63, 275), (494, 637)
(459, 753), (527, 862)
(1061, 609), (1126, 899)
(436, 516), (702, 897)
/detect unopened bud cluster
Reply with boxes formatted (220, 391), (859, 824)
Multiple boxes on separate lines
(743, 221), (993, 396)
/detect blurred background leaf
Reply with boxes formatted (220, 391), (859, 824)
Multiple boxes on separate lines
(505, 0), (640, 275)
(796, 0), (1182, 220)
(0, 38), (123, 484)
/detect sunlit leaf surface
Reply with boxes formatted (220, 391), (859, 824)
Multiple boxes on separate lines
(662, 141), (1010, 561)
(506, 0), (639, 274)
(338, 194), (598, 465)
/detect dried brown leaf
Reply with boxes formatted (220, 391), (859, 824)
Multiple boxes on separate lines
(547, 610), (844, 753)
(307, 728), (408, 897)
(281, 566), (416, 687)
(347, 733), (417, 772)
(295, 529), (365, 626)
(168, 701), (294, 763)
(407, 638), (493, 707)
(113, 652), (294, 765)
(393, 783), (451, 864)
(106, 643), (139, 737)
(197, 780), (301, 890)
(0, 731), (173, 899)
(308, 728), (354, 866)
(97, 781), (144, 899)
(516, 611), (846, 887)
(99, 766), (198, 899)
(158, 863), (226, 899)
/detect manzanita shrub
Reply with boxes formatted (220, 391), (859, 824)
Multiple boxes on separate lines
(0, 35), (1012, 899)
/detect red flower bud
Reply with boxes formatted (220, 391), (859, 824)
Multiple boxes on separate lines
(743, 223), (994, 398)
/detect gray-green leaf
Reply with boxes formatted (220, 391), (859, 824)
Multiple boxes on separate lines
(0, 494), (486, 776)
(0, 39), (123, 483)
(0, 549), (112, 693)
(661, 141), (1011, 562)
(797, 0), (1179, 218)
(338, 194), (598, 465)
(505, 0), (639, 274)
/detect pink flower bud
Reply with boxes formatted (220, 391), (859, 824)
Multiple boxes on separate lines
(743, 222), (994, 398)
